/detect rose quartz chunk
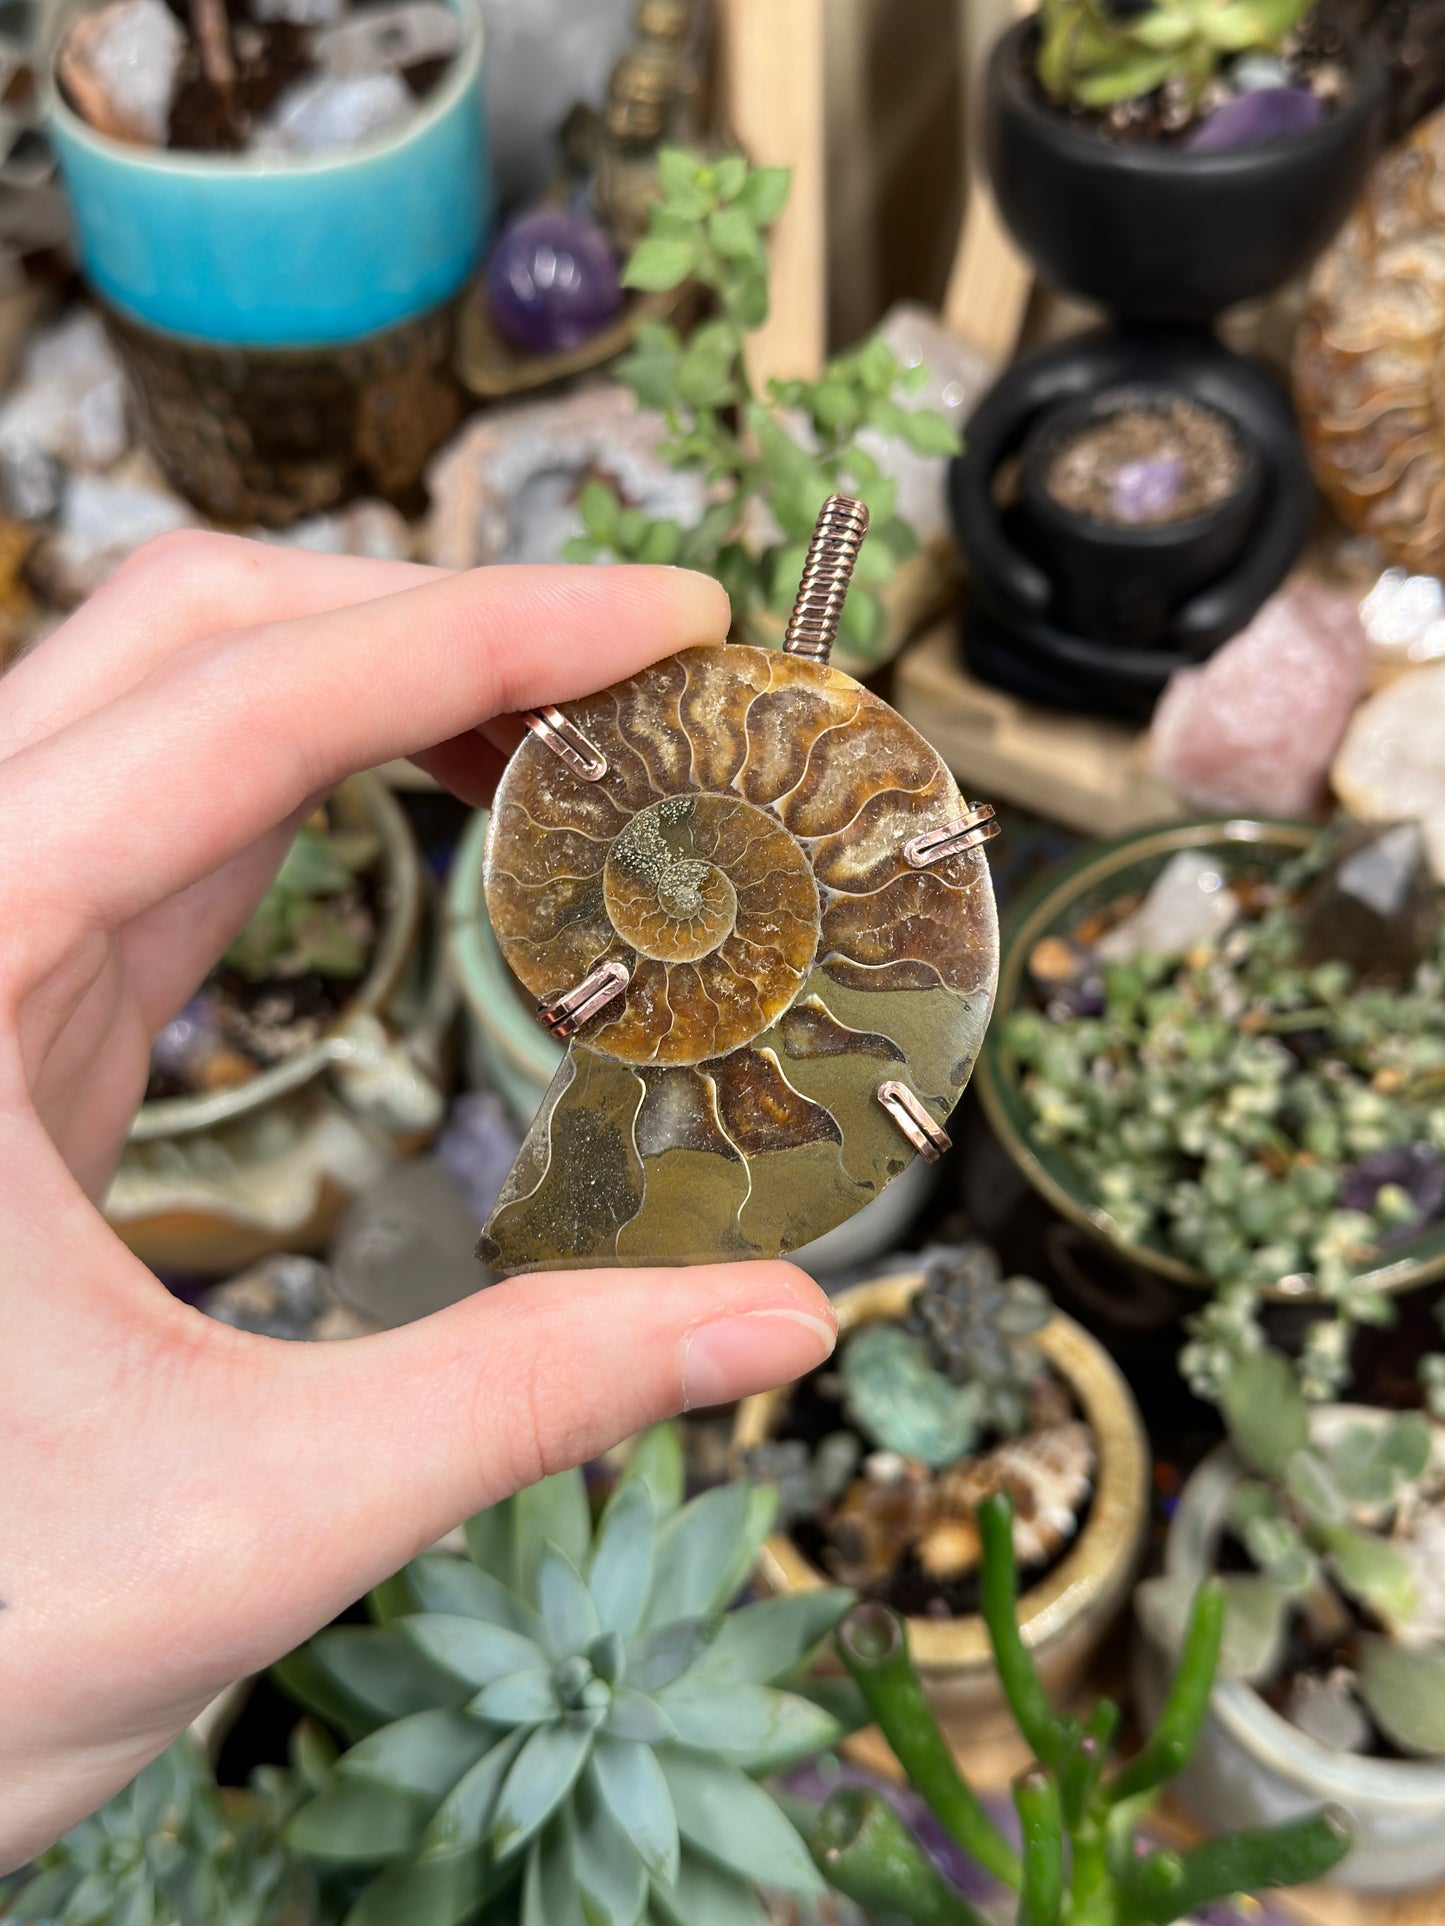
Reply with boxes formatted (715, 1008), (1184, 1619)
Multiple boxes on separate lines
(1150, 575), (1368, 818)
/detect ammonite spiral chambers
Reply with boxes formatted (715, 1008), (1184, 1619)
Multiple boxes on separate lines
(478, 502), (1000, 1271)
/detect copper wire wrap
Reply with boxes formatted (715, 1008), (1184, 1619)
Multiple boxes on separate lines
(783, 493), (871, 663)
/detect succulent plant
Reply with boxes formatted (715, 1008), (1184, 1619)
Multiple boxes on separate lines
(224, 820), (380, 984)
(1139, 1347), (1445, 1760)
(743, 1433), (862, 1532)
(803, 1494), (1352, 1925)
(840, 1251), (1053, 1468)
(278, 1426), (854, 1925)
(3, 1729), (335, 1926)
(568, 148), (960, 669)
(1035, 0), (1315, 113)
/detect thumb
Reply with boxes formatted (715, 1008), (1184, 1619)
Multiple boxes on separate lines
(239, 1261), (836, 1646)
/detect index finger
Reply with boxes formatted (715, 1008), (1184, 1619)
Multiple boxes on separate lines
(9, 563), (729, 945)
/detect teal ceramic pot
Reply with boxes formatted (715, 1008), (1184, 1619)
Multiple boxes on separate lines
(46, 0), (490, 520)
(47, 0), (490, 348)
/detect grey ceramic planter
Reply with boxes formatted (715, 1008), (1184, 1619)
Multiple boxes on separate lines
(1138, 1408), (1445, 1893)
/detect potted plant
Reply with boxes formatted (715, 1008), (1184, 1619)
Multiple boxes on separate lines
(732, 1249), (1150, 1761)
(800, 1493), (1353, 1922)
(1137, 1348), (1445, 1892)
(977, 819), (1445, 1398)
(107, 775), (450, 1277)
(567, 146), (961, 678)
(45, 0), (491, 523)
(3, 1727), (340, 1924)
(275, 1424), (853, 1925)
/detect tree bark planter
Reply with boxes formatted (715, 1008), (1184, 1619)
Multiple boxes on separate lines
(106, 775), (450, 1275)
(1138, 1408), (1445, 1893)
(732, 1271), (1150, 1763)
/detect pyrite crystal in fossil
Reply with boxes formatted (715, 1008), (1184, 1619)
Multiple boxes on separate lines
(477, 616), (999, 1271)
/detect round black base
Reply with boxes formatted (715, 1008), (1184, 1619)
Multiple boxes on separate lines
(962, 596), (1192, 722)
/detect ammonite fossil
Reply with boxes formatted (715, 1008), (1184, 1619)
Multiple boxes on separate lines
(1293, 103), (1445, 573)
(477, 498), (1000, 1272)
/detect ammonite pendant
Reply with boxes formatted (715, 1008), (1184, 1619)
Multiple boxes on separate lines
(477, 497), (1000, 1272)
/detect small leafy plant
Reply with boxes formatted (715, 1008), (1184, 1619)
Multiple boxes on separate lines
(1035, 0), (1315, 113)
(568, 148), (960, 667)
(278, 1426), (853, 1925)
(806, 1493), (1351, 1925)
(4, 1730), (335, 1926)
(224, 819), (380, 984)
(842, 1247), (1053, 1469)
(1140, 1348), (1445, 1760)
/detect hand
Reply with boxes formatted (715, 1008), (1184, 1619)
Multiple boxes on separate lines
(0, 534), (837, 1868)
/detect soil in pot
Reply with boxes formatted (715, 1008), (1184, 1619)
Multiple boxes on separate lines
(758, 1346), (1097, 1623)
(144, 803), (389, 1101)
(1042, 396), (1247, 528)
(57, 0), (464, 159)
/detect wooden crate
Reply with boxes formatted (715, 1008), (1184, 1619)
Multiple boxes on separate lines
(894, 623), (1185, 837)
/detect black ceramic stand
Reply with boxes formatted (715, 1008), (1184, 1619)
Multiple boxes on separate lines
(951, 329), (1315, 720)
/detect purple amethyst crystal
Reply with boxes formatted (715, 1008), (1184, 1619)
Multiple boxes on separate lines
(1340, 1143), (1445, 1240)
(485, 207), (623, 356)
(149, 991), (223, 1084)
(1110, 452), (1185, 524)
(1187, 85), (1325, 153)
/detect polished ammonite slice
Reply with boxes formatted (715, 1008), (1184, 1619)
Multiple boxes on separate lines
(477, 631), (999, 1272)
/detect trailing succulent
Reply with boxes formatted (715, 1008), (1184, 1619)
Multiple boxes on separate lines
(1007, 837), (1445, 1403)
(278, 1426), (854, 1925)
(568, 148), (959, 668)
(3, 1729), (336, 1926)
(1035, 0), (1315, 113)
(1139, 1349), (1445, 1760)
(224, 818), (380, 984)
(840, 1246), (1053, 1469)
(805, 1494), (1352, 1925)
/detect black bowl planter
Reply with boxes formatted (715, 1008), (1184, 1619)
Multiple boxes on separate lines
(950, 330), (1315, 720)
(986, 18), (1387, 323)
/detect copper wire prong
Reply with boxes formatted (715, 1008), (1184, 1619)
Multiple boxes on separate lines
(523, 706), (608, 782)
(876, 1080), (952, 1162)
(783, 494), (870, 664)
(904, 805), (1000, 868)
(537, 959), (631, 1040)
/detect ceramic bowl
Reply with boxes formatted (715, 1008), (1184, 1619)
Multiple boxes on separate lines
(733, 1272), (1150, 1765)
(976, 818), (1445, 1303)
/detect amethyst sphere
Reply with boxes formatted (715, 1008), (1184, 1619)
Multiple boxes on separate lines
(485, 208), (624, 355)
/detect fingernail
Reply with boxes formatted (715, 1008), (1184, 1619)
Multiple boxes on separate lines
(680, 1308), (836, 1412)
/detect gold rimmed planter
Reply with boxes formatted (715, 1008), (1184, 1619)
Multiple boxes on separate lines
(733, 1271), (1150, 1765)
(976, 818), (1445, 1307)
(106, 774), (451, 1276)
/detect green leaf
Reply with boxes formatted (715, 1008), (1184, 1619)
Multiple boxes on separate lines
(735, 166), (791, 228)
(524, 1821), (585, 1926)
(1136, 1573), (1291, 1684)
(657, 146), (707, 207)
(275, 1644), (383, 1742)
(683, 1590), (856, 1688)
(286, 1781), (421, 1863)
(645, 1484), (755, 1626)
(1357, 1636), (1445, 1758)
(590, 1483), (657, 1640)
(708, 206), (758, 260)
(421, 1731), (526, 1865)
(895, 408), (962, 457)
(464, 1499), (515, 1592)
(624, 237), (699, 293)
(578, 478), (621, 542)
(606, 1689), (677, 1745)
(407, 1554), (545, 1644)
(1328, 1416), (1433, 1509)
(636, 521), (683, 566)
(313, 1626), (465, 1722)
(611, 1425), (685, 1522)
(1220, 1351), (1310, 1481)
(540, 1544), (603, 1656)
(403, 1614), (548, 1690)
(654, 1683), (840, 1774)
(339, 1708), (496, 1803)
(571, 1773), (648, 1926)
(515, 1469), (593, 1601)
(711, 154), (748, 201)
(628, 1620), (707, 1692)
(590, 1740), (679, 1885)
(1285, 1448), (1347, 1528)
(492, 1721), (597, 1862)
(470, 1668), (560, 1726)
(658, 1751), (823, 1897)
(1320, 1525), (1420, 1629)
(368, 1568), (417, 1629)
(343, 1854), (493, 1926)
